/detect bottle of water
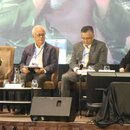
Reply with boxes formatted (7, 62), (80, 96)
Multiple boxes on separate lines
(13, 67), (21, 84)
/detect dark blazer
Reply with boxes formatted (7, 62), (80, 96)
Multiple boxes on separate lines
(119, 50), (130, 69)
(20, 42), (58, 74)
(69, 39), (108, 71)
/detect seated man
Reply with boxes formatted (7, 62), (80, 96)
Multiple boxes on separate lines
(14, 25), (58, 114)
(61, 25), (108, 97)
(20, 25), (58, 91)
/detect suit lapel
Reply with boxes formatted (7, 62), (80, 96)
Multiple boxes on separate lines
(78, 43), (84, 61)
(89, 40), (96, 55)
(42, 42), (48, 66)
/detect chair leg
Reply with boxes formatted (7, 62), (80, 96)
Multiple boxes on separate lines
(0, 105), (3, 112)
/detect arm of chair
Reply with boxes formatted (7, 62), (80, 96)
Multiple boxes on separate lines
(4, 68), (13, 83)
(43, 72), (58, 89)
(51, 72), (58, 87)
(4, 68), (12, 79)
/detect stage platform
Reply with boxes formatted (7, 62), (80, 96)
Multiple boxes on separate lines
(0, 109), (130, 130)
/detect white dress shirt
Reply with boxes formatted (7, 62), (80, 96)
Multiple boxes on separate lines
(73, 44), (91, 72)
(81, 44), (91, 67)
(29, 43), (44, 68)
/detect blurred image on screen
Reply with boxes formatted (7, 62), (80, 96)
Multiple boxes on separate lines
(0, 0), (130, 64)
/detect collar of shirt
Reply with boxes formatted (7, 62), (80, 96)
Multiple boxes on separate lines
(33, 42), (44, 59)
(83, 44), (91, 49)
(35, 42), (45, 50)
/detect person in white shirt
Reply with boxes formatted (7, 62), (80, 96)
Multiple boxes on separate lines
(13, 25), (58, 114)
(20, 25), (58, 88)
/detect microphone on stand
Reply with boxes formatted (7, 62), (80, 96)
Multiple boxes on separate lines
(79, 64), (83, 70)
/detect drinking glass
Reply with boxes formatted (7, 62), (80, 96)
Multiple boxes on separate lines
(31, 79), (38, 88)
(20, 79), (25, 87)
(3, 79), (9, 87)
(104, 65), (110, 70)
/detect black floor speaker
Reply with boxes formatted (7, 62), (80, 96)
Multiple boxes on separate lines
(30, 97), (76, 122)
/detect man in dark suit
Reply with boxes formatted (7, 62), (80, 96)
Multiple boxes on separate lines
(20, 25), (58, 89)
(61, 25), (108, 97)
(119, 50), (130, 72)
(13, 25), (58, 114)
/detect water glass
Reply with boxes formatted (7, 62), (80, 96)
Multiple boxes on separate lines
(104, 65), (110, 70)
(31, 79), (38, 88)
(20, 79), (25, 87)
(3, 79), (9, 87)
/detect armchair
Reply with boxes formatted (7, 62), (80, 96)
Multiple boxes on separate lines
(26, 47), (59, 95)
(43, 47), (59, 90)
(0, 46), (15, 86)
(0, 46), (15, 111)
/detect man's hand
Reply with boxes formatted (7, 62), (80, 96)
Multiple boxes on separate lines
(119, 68), (125, 72)
(21, 67), (30, 74)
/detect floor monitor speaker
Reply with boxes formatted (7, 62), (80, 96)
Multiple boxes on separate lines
(30, 97), (76, 122)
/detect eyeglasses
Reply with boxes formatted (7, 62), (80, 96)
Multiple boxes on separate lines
(35, 33), (45, 37)
(81, 37), (93, 40)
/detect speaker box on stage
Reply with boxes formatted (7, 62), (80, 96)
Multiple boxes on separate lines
(30, 97), (76, 122)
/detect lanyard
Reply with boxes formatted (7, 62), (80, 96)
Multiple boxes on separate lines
(33, 46), (44, 59)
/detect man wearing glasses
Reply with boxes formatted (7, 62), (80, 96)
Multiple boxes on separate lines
(61, 25), (108, 97)
(13, 25), (58, 114)
(20, 25), (58, 89)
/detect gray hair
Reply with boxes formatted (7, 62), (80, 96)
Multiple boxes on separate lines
(32, 25), (46, 35)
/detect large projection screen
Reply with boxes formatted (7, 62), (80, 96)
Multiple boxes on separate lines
(0, 0), (130, 64)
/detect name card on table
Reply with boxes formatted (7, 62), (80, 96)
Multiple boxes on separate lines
(4, 84), (23, 88)
(98, 70), (115, 72)
(77, 69), (95, 75)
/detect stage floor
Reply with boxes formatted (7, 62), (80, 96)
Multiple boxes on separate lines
(0, 109), (130, 130)
(0, 110), (93, 123)
(0, 108), (130, 130)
